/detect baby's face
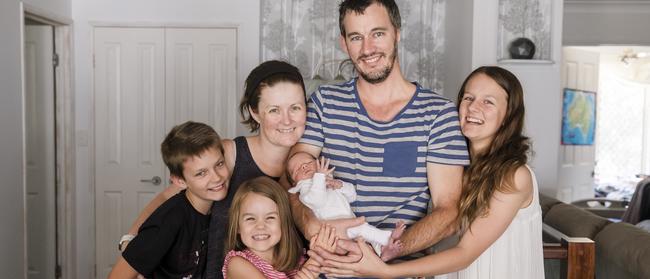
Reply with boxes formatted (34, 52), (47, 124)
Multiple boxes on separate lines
(289, 156), (317, 182)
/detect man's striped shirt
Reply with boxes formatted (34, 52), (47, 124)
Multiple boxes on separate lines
(300, 79), (469, 237)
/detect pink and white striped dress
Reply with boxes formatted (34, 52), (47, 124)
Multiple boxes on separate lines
(222, 249), (304, 279)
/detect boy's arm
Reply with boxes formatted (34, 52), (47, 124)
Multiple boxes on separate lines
(119, 199), (183, 276)
(108, 256), (139, 279)
(125, 184), (184, 236)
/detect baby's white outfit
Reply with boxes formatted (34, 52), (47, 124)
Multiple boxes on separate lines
(288, 173), (392, 248)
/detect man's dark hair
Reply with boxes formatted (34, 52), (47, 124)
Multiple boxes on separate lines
(338, 0), (401, 37)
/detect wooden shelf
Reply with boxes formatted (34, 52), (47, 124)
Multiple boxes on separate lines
(498, 59), (555, 64)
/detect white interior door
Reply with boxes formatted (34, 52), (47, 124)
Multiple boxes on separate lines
(165, 28), (237, 137)
(94, 27), (166, 279)
(24, 24), (56, 279)
(94, 27), (238, 278)
(558, 47), (600, 202)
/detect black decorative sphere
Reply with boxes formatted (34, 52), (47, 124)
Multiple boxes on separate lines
(508, 37), (536, 59)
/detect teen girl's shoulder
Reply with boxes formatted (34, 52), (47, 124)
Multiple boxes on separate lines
(512, 165), (533, 193)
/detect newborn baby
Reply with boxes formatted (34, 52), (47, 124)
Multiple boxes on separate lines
(287, 152), (404, 258)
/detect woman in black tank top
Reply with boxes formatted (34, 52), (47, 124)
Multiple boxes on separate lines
(123, 61), (307, 279)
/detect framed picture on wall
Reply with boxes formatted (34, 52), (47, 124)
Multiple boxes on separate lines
(497, 0), (552, 62)
(561, 88), (596, 145)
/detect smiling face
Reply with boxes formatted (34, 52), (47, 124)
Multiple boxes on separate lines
(237, 192), (282, 263)
(175, 147), (230, 214)
(458, 73), (509, 153)
(288, 153), (317, 182)
(251, 81), (307, 148)
(340, 2), (399, 84)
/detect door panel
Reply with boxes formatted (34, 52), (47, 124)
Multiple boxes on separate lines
(94, 27), (166, 279)
(559, 47), (600, 202)
(165, 28), (237, 137)
(24, 25), (56, 279)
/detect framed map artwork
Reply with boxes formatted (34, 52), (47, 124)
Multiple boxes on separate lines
(561, 88), (596, 145)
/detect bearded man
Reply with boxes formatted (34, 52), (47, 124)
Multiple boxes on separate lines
(284, 0), (470, 277)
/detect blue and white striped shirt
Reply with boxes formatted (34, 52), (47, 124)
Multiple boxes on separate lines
(301, 78), (469, 236)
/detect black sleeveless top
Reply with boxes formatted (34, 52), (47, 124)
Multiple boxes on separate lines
(204, 136), (280, 279)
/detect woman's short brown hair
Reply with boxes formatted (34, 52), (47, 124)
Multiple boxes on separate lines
(239, 60), (306, 132)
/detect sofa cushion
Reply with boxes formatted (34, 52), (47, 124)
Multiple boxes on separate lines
(544, 203), (611, 239)
(594, 222), (650, 279)
(539, 194), (563, 218)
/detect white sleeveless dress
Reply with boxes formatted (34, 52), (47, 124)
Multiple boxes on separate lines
(437, 165), (545, 279)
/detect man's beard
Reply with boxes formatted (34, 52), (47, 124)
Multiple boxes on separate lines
(355, 43), (398, 84)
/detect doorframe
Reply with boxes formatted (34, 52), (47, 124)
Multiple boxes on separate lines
(21, 3), (75, 279)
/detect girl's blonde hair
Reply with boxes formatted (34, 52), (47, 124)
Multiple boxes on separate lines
(456, 66), (531, 233)
(224, 176), (303, 271)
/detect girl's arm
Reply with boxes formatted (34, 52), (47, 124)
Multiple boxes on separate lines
(225, 256), (267, 279)
(321, 166), (534, 278)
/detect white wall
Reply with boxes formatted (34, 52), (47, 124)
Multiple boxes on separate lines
(470, 0), (564, 196)
(564, 1), (650, 46)
(0, 0), (71, 277)
(71, 0), (260, 277)
(441, 0), (474, 99)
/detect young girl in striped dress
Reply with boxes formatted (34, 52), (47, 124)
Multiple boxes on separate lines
(222, 176), (335, 279)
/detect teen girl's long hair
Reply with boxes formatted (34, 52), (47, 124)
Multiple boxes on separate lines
(456, 66), (531, 233)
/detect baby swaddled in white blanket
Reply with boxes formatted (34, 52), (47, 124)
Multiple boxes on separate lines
(287, 153), (404, 257)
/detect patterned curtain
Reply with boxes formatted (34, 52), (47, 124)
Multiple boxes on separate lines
(260, 0), (446, 92)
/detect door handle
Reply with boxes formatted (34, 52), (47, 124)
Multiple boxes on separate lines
(140, 176), (162, 185)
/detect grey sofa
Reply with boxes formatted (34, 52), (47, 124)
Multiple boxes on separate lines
(540, 194), (650, 279)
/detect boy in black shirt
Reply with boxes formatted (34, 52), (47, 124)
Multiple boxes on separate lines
(109, 121), (230, 278)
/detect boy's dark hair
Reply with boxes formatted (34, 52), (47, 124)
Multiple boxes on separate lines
(239, 60), (306, 132)
(161, 121), (223, 179)
(338, 0), (401, 36)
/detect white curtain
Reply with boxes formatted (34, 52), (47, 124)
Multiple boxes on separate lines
(260, 0), (446, 92)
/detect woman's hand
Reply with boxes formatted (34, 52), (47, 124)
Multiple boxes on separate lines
(310, 224), (339, 253)
(317, 238), (391, 278)
(293, 267), (319, 279)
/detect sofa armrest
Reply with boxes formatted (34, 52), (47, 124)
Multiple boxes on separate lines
(543, 224), (595, 279)
(544, 203), (612, 239)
